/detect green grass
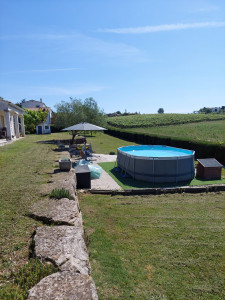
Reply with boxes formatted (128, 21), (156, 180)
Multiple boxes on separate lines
(1, 131), (224, 299)
(49, 188), (74, 200)
(99, 161), (225, 189)
(0, 131), (138, 296)
(0, 259), (58, 299)
(0, 133), (77, 296)
(85, 132), (138, 154)
(79, 192), (225, 300)
(133, 120), (225, 144)
(107, 113), (225, 129)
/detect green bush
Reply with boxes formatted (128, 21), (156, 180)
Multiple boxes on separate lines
(49, 188), (74, 200)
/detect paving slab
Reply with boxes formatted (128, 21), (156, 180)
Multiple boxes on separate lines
(27, 271), (98, 300)
(84, 154), (122, 190)
(34, 226), (90, 275)
(29, 198), (81, 226)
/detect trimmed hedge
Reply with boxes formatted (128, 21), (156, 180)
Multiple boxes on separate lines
(105, 127), (225, 164)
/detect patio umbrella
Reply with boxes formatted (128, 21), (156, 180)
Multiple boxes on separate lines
(61, 122), (107, 143)
(62, 122), (107, 131)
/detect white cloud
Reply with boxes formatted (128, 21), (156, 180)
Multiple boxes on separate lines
(99, 21), (225, 34)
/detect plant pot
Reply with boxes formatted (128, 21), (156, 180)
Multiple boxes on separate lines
(59, 159), (72, 171)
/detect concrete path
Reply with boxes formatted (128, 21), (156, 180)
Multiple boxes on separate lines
(87, 154), (122, 190)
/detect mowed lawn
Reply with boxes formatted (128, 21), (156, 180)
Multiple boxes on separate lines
(79, 192), (225, 300)
(0, 134), (60, 283)
(132, 120), (225, 144)
(1, 131), (225, 299)
(0, 132), (137, 290)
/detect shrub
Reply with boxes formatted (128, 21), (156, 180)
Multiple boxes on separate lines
(49, 188), (74, 200)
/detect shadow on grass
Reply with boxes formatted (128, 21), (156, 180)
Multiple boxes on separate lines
(36, 139), (59, 144)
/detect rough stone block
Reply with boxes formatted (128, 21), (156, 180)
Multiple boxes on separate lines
(29, 198), (81, 226)
(41, 170), (76, 199)
(27, 271), (98, 300)
(34, 226), (90, 275)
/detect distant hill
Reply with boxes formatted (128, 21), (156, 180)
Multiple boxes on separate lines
(107, 113), (225, 129)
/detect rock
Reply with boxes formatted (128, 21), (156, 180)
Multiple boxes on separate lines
(29, 198), (81, 226)
(27, 271), (98, 300)
(34, 226), (90, 275)
(41, 170), (76, 199)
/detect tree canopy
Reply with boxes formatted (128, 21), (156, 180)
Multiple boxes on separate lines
(54, 97), (106, 130)
(24, 108), (49, 133)
(157, 108), (164, 114)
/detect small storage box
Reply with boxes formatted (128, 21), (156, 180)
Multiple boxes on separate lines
(197, 158), (223, 180)
(59, 159), (72, 171)
(75, 165), (91, 189)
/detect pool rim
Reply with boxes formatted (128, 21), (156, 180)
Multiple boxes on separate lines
(117, 144), (195, 160)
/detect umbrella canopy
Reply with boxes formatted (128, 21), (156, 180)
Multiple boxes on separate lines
(62, 122), (107, 131)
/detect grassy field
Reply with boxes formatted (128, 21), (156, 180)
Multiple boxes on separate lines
(85, 132), (138, 154)
(79, 192), (225, 300)
(107, 113), (225, 129)
(1, 131), (224, 299)
(133, 120), (225, 144)
(0, 134), (61, 297)
(0, 131), (137, 296)
(99, 161), (225, 189)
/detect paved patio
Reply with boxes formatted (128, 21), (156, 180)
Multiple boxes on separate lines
(87, 154), (122, 190)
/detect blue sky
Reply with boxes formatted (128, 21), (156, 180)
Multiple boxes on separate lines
(0, 0), (225, 113)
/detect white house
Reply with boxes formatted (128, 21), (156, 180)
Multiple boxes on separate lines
(0, 99), (25, 140)
(211, 107), (220, 113)
(22, 99), (52, 134)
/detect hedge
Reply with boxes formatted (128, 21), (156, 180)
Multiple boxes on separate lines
(105, 127), (225, 165)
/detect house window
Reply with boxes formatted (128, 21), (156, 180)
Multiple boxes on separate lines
(45, 126), (49, 130)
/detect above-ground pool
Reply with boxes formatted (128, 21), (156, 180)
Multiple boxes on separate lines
(117, 145), (195, 183)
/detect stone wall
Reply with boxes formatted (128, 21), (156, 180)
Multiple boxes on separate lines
(27, 168), (98, 299)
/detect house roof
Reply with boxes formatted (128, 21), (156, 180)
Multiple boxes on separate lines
(0, 99), (25, 113)
(197, 158), (223, 168)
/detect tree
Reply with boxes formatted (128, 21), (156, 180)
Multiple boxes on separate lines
(198, 107), (212, 114)
(15, 99), (26, 108)
(24, 108), (49, 133)
(54, 97), (106, 130)
(158, 108), (164, 114)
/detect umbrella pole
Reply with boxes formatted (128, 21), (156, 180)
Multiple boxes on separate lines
(71, 130), (78, 144)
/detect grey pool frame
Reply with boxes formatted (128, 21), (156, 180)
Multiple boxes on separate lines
(117, 145), (195, 183)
